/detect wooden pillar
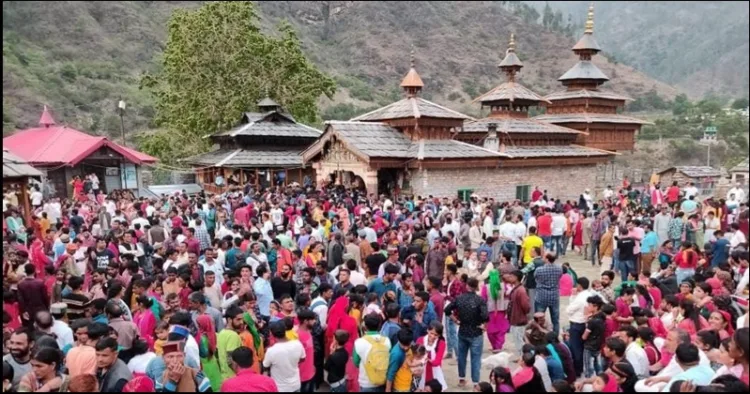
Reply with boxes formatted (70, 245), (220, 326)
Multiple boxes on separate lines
(19, 178), (31, 226)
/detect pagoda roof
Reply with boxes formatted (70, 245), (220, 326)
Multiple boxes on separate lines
(559, 61), (609, 82)
(257, 97), (281, 108)
(533, 113), (653, 125)
(3, 149), (43, 178)
(351, 97), (472, 122)
(572, 33), (602, 52)
(730, 158), (749, 173)
(211, 111), (322, 139)
(400, 67), (424, 88)
(503, 144), (616, 159)
(185, 147), (304, 168)
(658, 166), (722, 178)
(462, 117), (585, 135)
(301, 121), (505, 163)
(498, 51), (523, 68)
(473, 81), (550, 105)
(545, 89), (632, 102)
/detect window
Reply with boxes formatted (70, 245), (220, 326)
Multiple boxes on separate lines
(516, 185), (531, 202)
(457, 188), (474, 202)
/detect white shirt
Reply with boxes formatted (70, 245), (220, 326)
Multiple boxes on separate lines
(534, 355), (553, 392)
(270, 208), (284, 226)
(311, 296), (329, 329)
(684, 186), (699, 199)
(349, 270), (367, 287)
(200, 260), (225, 284)
(262, 340), (306, 392)
(551, 214), (566, 236)
(354, 334), (391, 389)
(132, 217), (150, 230)
(728, 187), (746, 202)
(30, 191), (43, 206)
(146, 205), (156, 217)
(730, 230), (747, 250)
(625, 342), (650, 379)
(498, 222), (516, 243)
(566, 289), (595, 324)
(51, 320), (74, 350)
(246, 252), (268, 275)
(128, 352), (156, 374)
(513, 222), (526, 244)
(185, 334), (200, 367)
(603, 189), (614, 200)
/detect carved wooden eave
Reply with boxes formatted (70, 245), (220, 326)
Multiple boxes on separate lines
(300, 128), (371, 165)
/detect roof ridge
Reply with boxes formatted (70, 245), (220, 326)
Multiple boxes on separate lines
(325, 120), (388, 125)
(349, 100), (404, 121)
(417, 97), (474, 120)
(411, 97), (421, 119)
(449, 139), (508, 157)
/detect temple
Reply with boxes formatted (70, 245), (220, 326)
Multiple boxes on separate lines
(533, 3), (651, 151)
(186, 98), (321, 193)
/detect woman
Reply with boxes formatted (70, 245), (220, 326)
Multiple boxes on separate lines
(126, 339), (156, 377)
(668, 212), (686, 252)
(240, 294), (265, 370)
(17, 347), (69, 392)
(195, 315), (222, 392)
(706, 312), (734, 340)
(70, 176), (85, 203)
(481, 269), (508, 353)
(694, 283), (716, 319)
(6, 210), (27, 245)
(107, 281), (133, 321)
(512, 351), (546, 393)
(658, 240), (675, 270)
(638, 327), (661, 367)
(133, 296), (156, 348)
(572, 216), (584, 255)
(416, 321), (447, 391)
(325, 294), (360, 392)
(610, 361), (638, 392)
(696, 330), (722, 371)
(727, 327), (749, 386)
(674, 242), (698, 285)
(712, 338), (745, 381)
(677, 281), (695, 303)
(545, 332), (576, 385)
(677, 299), (709, 339)
(490, 367), (515, 393)
(337, 203), (350, 234)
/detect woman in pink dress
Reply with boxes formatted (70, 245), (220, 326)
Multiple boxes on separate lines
(416, 321), (447, 391)
(337, 203), (350, 234)
(481, 269), (509, 352)
(133, 295), (157, 349)
(572, 218), (584, 254)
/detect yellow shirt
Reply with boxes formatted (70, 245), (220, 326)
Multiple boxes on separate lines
(394, 351), (413, 392)
(522, 235), (544, 264)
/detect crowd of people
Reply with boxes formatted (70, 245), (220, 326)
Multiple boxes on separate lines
(2, 177), (749, 393)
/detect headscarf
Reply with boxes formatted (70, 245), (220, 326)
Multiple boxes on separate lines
(122, 376), (156, 393)
(602, 372), (619, 392)
(511, 366), (535, 388)
(242, 312), (264, 357)
(195, 314), (216, 357)
(718, 310), (735, 336)
(489, 269), (502, 301)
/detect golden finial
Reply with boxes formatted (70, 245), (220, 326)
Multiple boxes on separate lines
(508, 33), (516, 53)
(410, 45), (416, 69)
(584, 2), (594, 34)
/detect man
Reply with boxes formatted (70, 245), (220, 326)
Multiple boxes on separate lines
(380, 303), (402, 346)
(333, 268), (354, 298)
(444, 278), (489, 388)
(154, 341), (212, 392)
(3, 328), (33, 391)
(329, 233), (345, 270)
(200, 248), (224, 286)
(617, 229), (637, 282)
(582, 212), (594, 260)
(95, 337), (133, 392)
(17, 264), (49, 326)
(616, 325), (650, 379)
(386, 328), (414, 393)
(148, 217), (168, 245)
(66, 322), (109, 378)
(653, 206), (671, 246)
(425, 238), (449, 279)
(46, 305), (75, 350)
(245, 242), (268, 274)
(272, 238), (293, 275)
(90, 237), (115, 270)
(297, 267), (319, 296)
(534, 252), (563, 334)
(582, 296), (606, 379)
(575, 337), (628, 392)
(314, 261), (337, 287)
(368, 264), (399, 299)
(377, 247), (404, 279)
(640, 225), (659, 274)
(599, 223), (616, 270)
(599, 270), (616, 304)
(106, 302), (138, 363)
(520, 226), (544, 266)
(664, 343), (715, 390)
(271, 263), (297, 301)
(353, 314), (391, 392)
(704, 211), (721, 242)
(634, 328), (712, 392)
(297, 310), (317, 392)
(551, 210), (567, 255)
(263, 320), (306, 393)
(565, 277), (594, 377)
(681, 195), (699, 216)
(311, 283), (333, 330)
(506, 270), (531, 353)
(711, 230), (730, 267)
(188, 292), (225, 332)
(220, 347), (278, 392)
(218, 306), (245, 383)
(537, 209), (553, 250)
(401, 291), (437, 341)
(426, 276), (445, 321)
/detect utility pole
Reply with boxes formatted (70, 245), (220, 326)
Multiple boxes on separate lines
(707, 143), (711, 167)
(118, 99), (127, 146)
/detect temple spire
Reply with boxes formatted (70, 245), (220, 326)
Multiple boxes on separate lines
(400, 46), (424, 97)
(584, 2), (594, 34)
(38, 105), (56, 128)
(498, 33), (523, 82)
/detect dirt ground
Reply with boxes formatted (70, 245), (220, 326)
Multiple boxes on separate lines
(441, 251), (601, 391)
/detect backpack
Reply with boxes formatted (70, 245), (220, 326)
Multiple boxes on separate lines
(363, 336), (390, 386)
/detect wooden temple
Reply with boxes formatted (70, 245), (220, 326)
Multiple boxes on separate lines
(187, 98), (320, 193)
(533, 3), (651, 151)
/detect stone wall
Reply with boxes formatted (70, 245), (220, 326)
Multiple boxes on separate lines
(409, 164), (598, 202)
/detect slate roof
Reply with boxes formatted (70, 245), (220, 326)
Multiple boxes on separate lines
(302, 121), (506, 163)
(545, 89), (632, 102)
(185, 147), (304, 168)
(572, 34), (602, 52)
(659, 166), (723, 178)
(462, 117), (584, 135)
(730, 158), (749, 173)
(473, 82), (550, 105)
(350, 97), (472, 121)
(211, 111), (322, 139)
(503, 145), (615, 159)
(559, 61), (609, 82)
(3, 149), (42, 178)
(534, 113), (653, 125)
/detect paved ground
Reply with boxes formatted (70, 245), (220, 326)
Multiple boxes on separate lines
(441, 251), (602, 391)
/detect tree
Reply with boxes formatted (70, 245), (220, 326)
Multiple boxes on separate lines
(672, 93), (691, 116)
(140, 1), (335, 164)
(552, 10), (563, 31)
(731, 97), (749, 110)
(542, 2), (554, 29)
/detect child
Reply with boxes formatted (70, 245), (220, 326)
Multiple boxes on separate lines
(153, 321), (170, 355)
(363, 292), (383, 318)
(592, 373), (619, 392)
(325, 329), (350, 393)
(409, 344), (427, 392)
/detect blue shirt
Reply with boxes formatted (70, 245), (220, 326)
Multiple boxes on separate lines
(681, 199), (698, 213)
(368, 278), (397, 300)
(665, 365), (714, 391)
(545, 355), (566, 382)
(400, 306), (437, 340)
(253, 277), (273, 317)
(225, 247), (239, 270)
(641, 231), (659, 254)
(380, 321), (401, 346)
(711, 238), (730, 267)
(386, 345), (407, 383)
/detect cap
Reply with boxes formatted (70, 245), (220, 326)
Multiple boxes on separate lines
(60, 234), (71, 243)
(50, 303), (67, 314)
(169, 325), (190, 340)
(153, 242), (164, 250)
(161, 341), (186, 356)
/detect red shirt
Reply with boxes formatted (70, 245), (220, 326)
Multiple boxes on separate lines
(298, 329), (315, 382)
(234, 207), (249, 228)
(674, 250), (698, 269)
(666, 186), (680, 203)
(537, 214), (552, 237)
(186, 236), (201, 255)
(220, 369), (278, 393)
(532, 190), (543, 202)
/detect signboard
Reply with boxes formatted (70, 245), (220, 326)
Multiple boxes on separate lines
(105, 167), (119, 176)
(120, 164), (138, 189)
